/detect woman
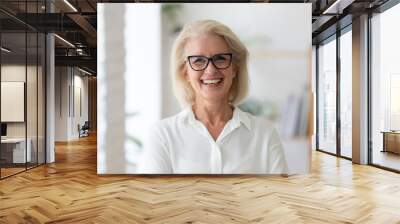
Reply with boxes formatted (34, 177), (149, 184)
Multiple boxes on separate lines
(137, 19), (288, 174)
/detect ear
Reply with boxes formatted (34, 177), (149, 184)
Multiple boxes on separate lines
(182, 65), (189, 81)
(233, 65), (238, 78)
(184, 70), (190, 82)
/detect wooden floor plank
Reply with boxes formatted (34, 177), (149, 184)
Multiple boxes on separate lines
(0, 134), (400, 223)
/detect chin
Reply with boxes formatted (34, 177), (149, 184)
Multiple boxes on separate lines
(200, 92), (229, 102)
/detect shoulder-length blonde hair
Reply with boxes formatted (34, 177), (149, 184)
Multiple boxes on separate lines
(171, 19), (249, 108)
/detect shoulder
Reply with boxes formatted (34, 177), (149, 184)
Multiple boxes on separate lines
(251, 115), (282, 147)
(253, 115), (276, 132)
(237, 108), (282, 146)
(149, 110), (188, 135)
(237, 108), (277, 134)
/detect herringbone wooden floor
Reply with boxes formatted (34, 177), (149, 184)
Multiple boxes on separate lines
(1, 134), (400, 224)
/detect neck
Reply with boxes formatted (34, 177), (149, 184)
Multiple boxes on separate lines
(192, 99), (233, 126)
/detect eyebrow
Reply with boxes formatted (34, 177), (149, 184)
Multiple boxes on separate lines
(187, 53), (231, 57)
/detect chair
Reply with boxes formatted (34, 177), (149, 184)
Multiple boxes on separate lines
(79, 121), (90, 138)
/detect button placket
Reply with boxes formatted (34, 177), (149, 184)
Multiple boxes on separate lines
(210, 142), (222, 173)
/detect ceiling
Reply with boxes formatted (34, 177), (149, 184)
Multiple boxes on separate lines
(0, 0), (391, 75)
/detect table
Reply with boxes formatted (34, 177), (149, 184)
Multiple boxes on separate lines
(1, 138), (32, 164)
(381, 131), (400, 154)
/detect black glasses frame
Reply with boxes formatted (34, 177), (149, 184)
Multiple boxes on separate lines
(187, 53), (233, 71)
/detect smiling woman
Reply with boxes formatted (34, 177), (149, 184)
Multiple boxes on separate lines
(137, 19), (288, 174)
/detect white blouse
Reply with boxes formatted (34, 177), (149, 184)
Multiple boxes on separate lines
(137, 107), (288, 174)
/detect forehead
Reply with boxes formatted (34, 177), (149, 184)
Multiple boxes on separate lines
(184, 34), (230, 56)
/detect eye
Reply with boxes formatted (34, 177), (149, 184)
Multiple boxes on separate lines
(190, 56), (207, 65)
(213, 54), (229, 62)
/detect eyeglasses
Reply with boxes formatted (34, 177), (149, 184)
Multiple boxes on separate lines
(187, 53), (233, 71)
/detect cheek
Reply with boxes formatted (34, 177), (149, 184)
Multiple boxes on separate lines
(185, 71), (201, 88)
(223, 69), (236, 89)
(184, 69), (195, 84)
(225, 68), (237, 80)
(186, 71), (196, 82)
(184, 64), (192, 77)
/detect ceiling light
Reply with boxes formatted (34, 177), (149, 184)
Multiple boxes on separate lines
(323, 0), (355, 14)
(76, 48), (85, 55)
(1, 47), (11, 53)
(78, 67), (93, 76)
(54, 34), (75, 48)
(63, 0), (78, 12)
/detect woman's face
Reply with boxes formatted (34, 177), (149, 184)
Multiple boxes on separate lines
(184, 34), (237, 104)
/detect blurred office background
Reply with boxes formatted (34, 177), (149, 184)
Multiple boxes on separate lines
(97, 3), (312, 174)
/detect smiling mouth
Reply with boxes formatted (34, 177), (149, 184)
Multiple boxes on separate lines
(201, 78), (223, 85)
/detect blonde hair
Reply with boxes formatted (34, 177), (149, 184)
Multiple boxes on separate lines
(171, 19), (249, 108)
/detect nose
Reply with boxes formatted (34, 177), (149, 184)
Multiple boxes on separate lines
(203, 60), (218, 74)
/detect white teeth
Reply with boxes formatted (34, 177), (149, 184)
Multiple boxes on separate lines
(202, 79), (222, 84)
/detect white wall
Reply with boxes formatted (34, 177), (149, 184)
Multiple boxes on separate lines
(160, 10), (180, 118)
(55, 67), (68, 141)
(1, 66), (26, 136)
(55, 67), (89, 141)
(1, 63), (47, 164)
(1, 65), (38, 137)
(46, 32), (55, 163)
(98, 3), (162, 174)
(72, 73), (89, 137)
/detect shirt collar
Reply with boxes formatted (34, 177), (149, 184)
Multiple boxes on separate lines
(181, 105), (251, 130)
